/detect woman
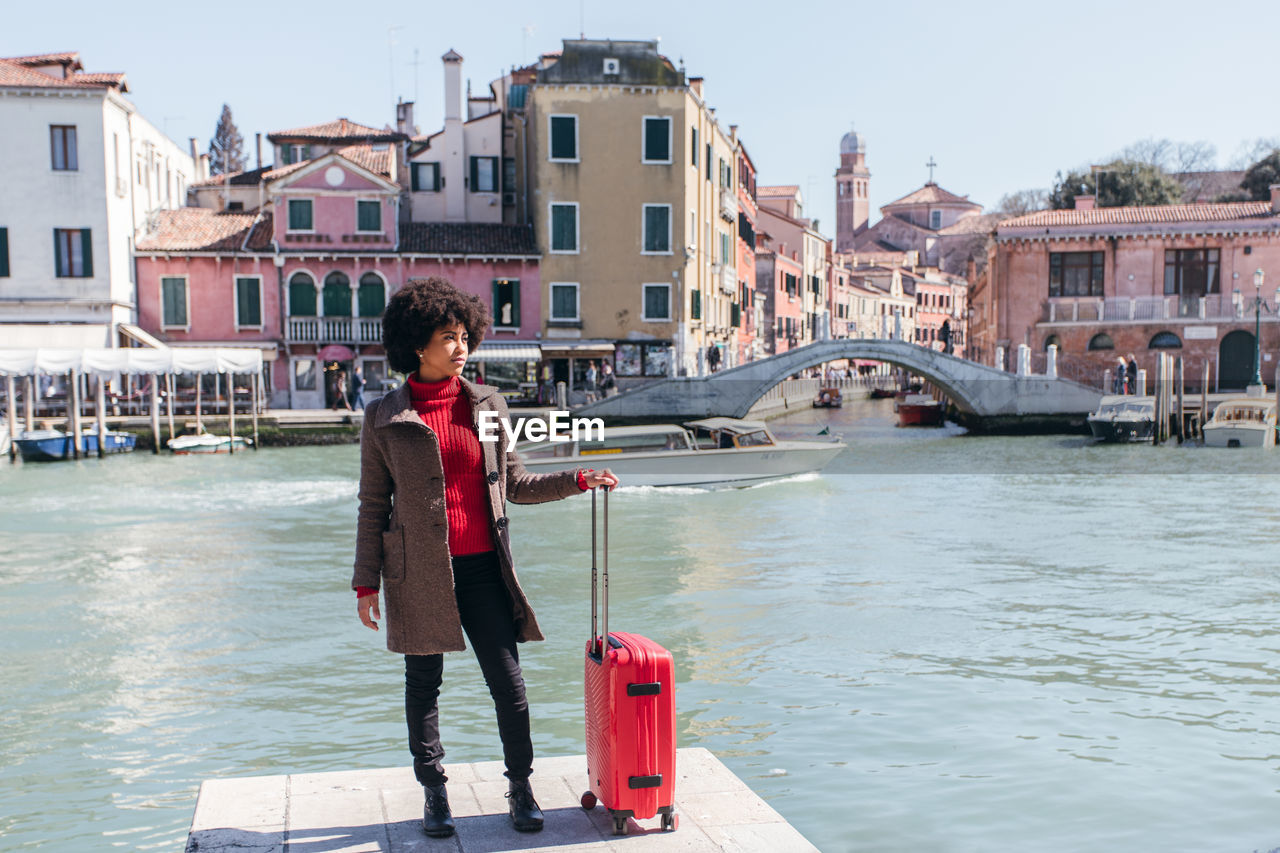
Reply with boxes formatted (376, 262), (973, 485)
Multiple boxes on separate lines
(352, 277), (616, 839)
(1114, 356), (1128, 394)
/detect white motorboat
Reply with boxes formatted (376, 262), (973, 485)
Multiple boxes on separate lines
(1087, 395), (1155, 443)
(167, 432), (253, 454)
(1202, 398), (1277, 448)
(514, 417), (845, 488)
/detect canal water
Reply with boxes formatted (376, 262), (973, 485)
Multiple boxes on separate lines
(2, 396), (1279, 852)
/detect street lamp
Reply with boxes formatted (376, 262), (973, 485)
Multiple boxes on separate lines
(1251, 268), (1269, 388)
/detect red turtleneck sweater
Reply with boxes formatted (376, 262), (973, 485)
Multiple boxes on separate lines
(356, 376), (591, 598)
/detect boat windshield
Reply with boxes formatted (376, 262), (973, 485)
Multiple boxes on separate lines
(734, 429), (774, 447)
(577, 430), (692, 455)
(1216, 405), (1273, 423)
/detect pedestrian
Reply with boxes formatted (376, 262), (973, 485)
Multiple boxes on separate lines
(334, 369), (353, 410)
(706, 343), (721, 373)
(584, 360), (599, 403)
(1126, 353), (1139, 395)
(599, 361), (616, 397)
(1114, 357), (1128, 394)
(353, 277), (617, 840)
(352, 367), (366, 411)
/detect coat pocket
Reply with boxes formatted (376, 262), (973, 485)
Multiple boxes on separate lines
(381, 526), (406, 582)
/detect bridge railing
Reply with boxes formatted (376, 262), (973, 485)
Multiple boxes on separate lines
(1030, 352), (1107, 389)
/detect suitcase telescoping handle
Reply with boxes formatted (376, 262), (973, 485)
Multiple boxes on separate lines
(590, 485), (610, 661)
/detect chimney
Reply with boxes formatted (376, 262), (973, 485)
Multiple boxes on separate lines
(255, 133), (262, 170)
(189, 137), (199, 171)
(966, 257), (977, 283)
(1271, 184), (1280, 214)
(442, 49), (463, 122)
(1075, 194), (1096, 211)
(396, 100), (415, 137)
(688, 76), (703, 98)
(199, 153), (211, 181)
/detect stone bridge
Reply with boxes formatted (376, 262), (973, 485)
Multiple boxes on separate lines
(577, 339), (1104, 431)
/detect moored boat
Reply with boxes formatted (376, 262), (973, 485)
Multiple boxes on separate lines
(868, 387), (896, 399)
(1202, 397), (1277, 448)
(812, 387), (843, 408)
(515, 417), (845, 488)
(897, 394), (944, 427)
(167, 433), (253, 455)
(1087, 395), (1155, 443)
(14, 428), (138, 462)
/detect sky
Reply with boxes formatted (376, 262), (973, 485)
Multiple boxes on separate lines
(6, 0), (1278, 233)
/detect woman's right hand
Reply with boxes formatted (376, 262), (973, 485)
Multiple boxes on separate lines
(358, 593), (381, 631)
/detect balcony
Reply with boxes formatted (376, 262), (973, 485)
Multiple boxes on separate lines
(1040, 295), (1257, 325)
(719, 188), (738, 223)
(717, 264), (737, 295)
(287, 316), (382, 344)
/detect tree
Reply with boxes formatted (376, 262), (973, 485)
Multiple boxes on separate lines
(208, 104), (246, 176)
(995, 189), (1048, 217)
(1239, 149), (1280, 201)
(1049, 159), (1184, 210)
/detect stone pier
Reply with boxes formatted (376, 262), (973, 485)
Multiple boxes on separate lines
(185, 747), (819, 852)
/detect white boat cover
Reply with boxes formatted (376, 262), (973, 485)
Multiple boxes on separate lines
(0, 348), (263, 377)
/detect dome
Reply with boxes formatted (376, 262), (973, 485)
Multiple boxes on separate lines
(840, 129), (865, 155)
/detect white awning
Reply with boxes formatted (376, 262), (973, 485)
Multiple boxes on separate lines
(168, 340), (279, 361)
(117, 323), (169, 349)
(469, 343), (542, 362)
(0, 347), (263, 376)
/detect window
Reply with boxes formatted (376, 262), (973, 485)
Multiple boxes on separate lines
(720, 158), (731, 188)
(1087, 333), (1115, 351)
(1163, 249), (1219, 298)
(691, 127), (698, 166)
(356, 200), (381, 232)
(617, 342), (671, 376)
(642, 283), (671, 321)
(50, 126), (77, 171)
(549, 115), (578, 161)
(642, 205), (671, 253)
(642, 117), (671, 163)
(0, 227), (7, 277)
(323, 271), (351, 316)
(411, 162), (441, 191)
(930, 210), (942, 229)
(784, 273), (798, 297)
(293, 359), (317, 391)
(492, 278), (520, 327)
(470, 156), (498, 192)
(288, 199), (313, 231)
(691, 289), (701, 320)
(1149, 331), (1183, 349)
(810, 274), (821, 294)
(705, 143), (712, 180)
(161, 276), (187, 327)
(282, 144), (311, 165)
(289, 272), (317, 316)
(53, 229), (92, 277)
(235, 276), (262, 327)
(719, 232), (732, 266)
(737, 212), (755, 249)
(1049, 251), (1103, 297)
(549, 203), (578, 253)
(358, 272), (385, 316)
(550, 283), (579, 321)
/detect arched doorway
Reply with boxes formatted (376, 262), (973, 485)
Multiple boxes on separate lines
(1218, 330), (1255, 390)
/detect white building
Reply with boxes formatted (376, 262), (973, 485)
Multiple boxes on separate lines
(0, 52), (198, 348)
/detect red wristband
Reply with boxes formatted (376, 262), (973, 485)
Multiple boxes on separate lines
(577, 469), (594, 491)
(356, 586), (378, 598)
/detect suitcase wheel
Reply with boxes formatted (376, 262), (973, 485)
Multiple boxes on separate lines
(661, 811), (679, 832)
(580, 791), (597, 810)
(611, 812), (628, 836)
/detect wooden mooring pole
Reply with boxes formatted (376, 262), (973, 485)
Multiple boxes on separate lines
(228, 373), (237, 455)
(68, 369), (82, 459)
(195, 373), (203, 434)
(150, 374), (162, 454)
(250, 373), (260, 450)
(1201, 361), (1210, 442)
(95, 376), (107, 458)
(165, 373), (175, 443)
(23, 376), (35, 431)
(6, 375), (17, 463)
(1176, 356), (1185, 444)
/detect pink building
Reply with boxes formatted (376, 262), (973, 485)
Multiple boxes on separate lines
(754, 230), (805, 354)
(980, 191), (1280, 388)
(734, 140), (759, 363)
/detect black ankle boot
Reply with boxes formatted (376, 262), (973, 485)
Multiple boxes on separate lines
(422, 784), (455, 838)
(506, 778), (544, 832)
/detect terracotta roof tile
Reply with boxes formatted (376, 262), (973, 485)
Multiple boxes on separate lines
(883, 182), (979, 209)
(267, 117), (404, 143)
(70, 71), (127, 91)
(192, 144), (389, 188)
(999, 201), (1276, 230)
(757, 185), (800, 197)
(337, 143), (391, 178)
(4, 51), (82, 67)
(399, 223), (537, 255)
(0, 58), (107, 89)
(136, 208), (273, 252)
(936, 212), (1006, 236)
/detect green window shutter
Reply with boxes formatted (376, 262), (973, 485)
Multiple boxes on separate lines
(358, 201), (381, 231)
(80, 229), (92, 277)
(289, 278), (317, 316)
(323, 275), (352, 316)
(237, 278), (261, 326)
(162, 277), (187, 326)
(644, 207), (668, 252)
(0, 227), (8, 277)
(411, 164), (421, 191)
(691, 127), (698, 166)
(550, 116), (576, 159)
(691, 289), (701, 320)
(281, 146), (291, 165)
(644, 118), (669, 161)
(551, 205), (576, 251)
(53, 230), (63, 277)
(358, 275), (385, 316)
(429, 164), (440, 191)
(731, 302), (740, 328)
(469, 157), (478, 192)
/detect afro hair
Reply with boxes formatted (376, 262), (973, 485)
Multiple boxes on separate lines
(382, 277), (491, 375)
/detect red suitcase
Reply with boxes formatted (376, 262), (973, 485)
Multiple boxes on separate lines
(580, 487), (678, 836)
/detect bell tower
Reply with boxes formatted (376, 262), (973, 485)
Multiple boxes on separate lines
(835, 127), (870, 252)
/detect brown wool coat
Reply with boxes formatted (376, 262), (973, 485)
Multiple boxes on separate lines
(352, 378), (583, 655)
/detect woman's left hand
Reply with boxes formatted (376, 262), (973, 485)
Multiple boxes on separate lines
(582, 468), (619, 489)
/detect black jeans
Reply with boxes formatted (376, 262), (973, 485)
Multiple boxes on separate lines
(404, 551), (532, 787)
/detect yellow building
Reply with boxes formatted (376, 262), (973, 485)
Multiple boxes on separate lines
(530, 39), (745, 390)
